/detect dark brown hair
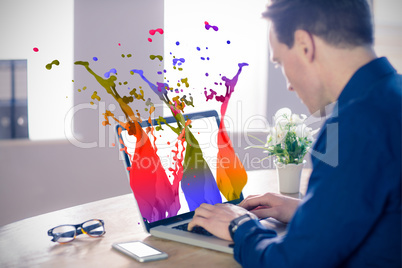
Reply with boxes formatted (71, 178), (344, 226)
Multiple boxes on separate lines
(263, 0), (374, 48)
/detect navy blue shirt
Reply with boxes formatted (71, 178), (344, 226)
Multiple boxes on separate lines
(234, 57), (402, 267)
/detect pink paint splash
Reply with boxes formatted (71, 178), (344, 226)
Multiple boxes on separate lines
(204, 89), (217, 101)
(126, 120), (180, 222)
(33, 47), (39, 52)
(149, 28), (164, 35)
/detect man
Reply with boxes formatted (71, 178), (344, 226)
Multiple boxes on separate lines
(188, 0), (402, 267)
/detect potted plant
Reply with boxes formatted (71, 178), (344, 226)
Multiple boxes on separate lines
(247, 108), (319, 193)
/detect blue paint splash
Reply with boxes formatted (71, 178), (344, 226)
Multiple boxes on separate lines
(104, 68), (117, 78)
(173, 58), (185, 66)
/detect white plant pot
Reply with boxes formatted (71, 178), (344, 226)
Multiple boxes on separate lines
(274, 160), (305, 194)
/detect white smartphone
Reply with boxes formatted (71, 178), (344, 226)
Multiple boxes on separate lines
(112, 241), (168, 262)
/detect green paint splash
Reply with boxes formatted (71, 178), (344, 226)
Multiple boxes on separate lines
(45, 60), (60, 70)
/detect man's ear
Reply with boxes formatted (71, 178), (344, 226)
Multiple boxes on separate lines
(294, 29), (315, 62)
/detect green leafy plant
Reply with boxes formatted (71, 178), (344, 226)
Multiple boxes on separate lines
(247, 108), (319, 165)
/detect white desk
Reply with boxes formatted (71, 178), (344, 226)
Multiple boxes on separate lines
(0, 169), (311, 268)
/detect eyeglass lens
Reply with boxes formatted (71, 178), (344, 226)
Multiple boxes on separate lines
(82, 220), (105, 237)
(52, 225), (76, 243)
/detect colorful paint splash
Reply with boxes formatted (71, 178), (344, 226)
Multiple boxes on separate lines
(69, 21), (248, 222)
(75, 61), (180, 222)
(131, 71), (223, 210)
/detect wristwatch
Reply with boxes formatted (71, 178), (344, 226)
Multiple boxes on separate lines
(229, 213), (258, 240)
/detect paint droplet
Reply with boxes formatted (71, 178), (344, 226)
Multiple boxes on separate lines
(118, 43), (121, 46)
(148, 38), (152, 42)
(196, 47), (200, 51)
(150, 55), (163, 61)
(45, 60), (60, 70)
(176, 41), (180, 46)
(149, 28), (164, 35)
(205, 73), (209, 76)
(91, 91), (101, 101)
(93, 57), (98, 61)
(111, 143), (115, 147)
(33, 47), (39, 52)
(205, 23), (219, 31)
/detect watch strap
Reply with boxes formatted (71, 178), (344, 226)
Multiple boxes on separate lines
(229, 213), (257, 240)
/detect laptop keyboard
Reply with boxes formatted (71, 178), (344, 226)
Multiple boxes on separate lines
(173, 223), (213, 236)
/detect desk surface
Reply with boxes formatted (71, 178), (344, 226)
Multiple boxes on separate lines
(0, 169), (311, 268)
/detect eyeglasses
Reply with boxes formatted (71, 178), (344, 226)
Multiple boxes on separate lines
(47, 219), (105, 243)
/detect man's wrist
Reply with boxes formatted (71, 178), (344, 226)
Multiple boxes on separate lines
(229, 213), (258, 240)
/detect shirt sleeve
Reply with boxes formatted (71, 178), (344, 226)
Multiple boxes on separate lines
(233, 106), (401, 267)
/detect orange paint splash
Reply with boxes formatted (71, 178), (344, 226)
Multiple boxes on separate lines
(215, 63), (249, 200)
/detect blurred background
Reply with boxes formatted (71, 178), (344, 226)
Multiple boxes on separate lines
(0, 0), (400, 226)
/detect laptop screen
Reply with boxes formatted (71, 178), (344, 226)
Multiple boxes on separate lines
(117, 110), (244, 224)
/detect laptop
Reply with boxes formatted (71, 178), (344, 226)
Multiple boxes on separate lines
(115, 110), (244, 253)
